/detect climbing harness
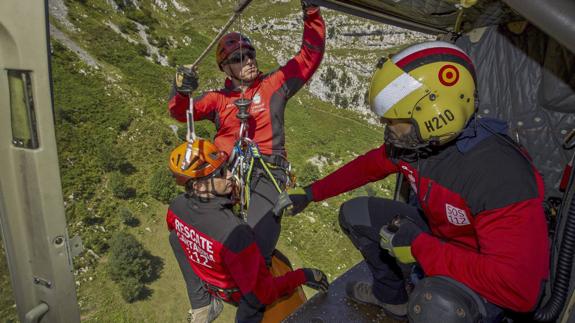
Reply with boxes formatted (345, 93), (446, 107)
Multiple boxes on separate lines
(228, 97), (293, 219)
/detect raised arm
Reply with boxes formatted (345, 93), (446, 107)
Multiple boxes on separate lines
(272, 3), (326, 98)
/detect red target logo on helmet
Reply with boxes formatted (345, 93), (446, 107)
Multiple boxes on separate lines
(438, 65), (459, 86)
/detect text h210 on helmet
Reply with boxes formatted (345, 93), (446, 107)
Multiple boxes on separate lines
(216, 32), (255, 70)
(369, 41), (477, 146)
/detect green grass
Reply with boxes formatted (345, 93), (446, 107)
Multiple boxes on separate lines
(0, 238), (17, 322)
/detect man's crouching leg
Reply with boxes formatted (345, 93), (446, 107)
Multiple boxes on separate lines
(188, 297), (223, 323)
(408, 276), (504, 323)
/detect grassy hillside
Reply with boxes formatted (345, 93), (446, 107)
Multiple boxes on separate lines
(0, 0), (406, 321)
(0, 236), (17, 322)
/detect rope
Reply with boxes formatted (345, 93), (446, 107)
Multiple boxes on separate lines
(237, 0), (246, 99)
(234, 139), (285, 217)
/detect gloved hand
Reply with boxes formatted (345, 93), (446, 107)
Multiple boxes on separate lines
(301, 0), (318, 14)
(379, 215), (423, 264)
(175, 65), (199, 94)
(302, 268), (329, 293)
(287, 186), (313, 216)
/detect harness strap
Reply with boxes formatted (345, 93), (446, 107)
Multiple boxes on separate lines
(232, 140), (291, 214)
(203, 281), (240, 304)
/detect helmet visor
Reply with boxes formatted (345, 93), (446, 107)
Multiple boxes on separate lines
(383, 121), (427, 150)
(222, 50), (256, 66)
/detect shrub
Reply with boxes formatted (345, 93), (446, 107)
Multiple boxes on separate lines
(126, 8), (158, 28)
(323, 66), (337, 83)
(327, 26), (335, 39)
(108, 232), (152, 283)
(298, 162), (321, 186)
(118, 20), (138, 34)
(149, 168), (178, 203)
(108, 233), (152, 302)
(98, 146), (125, 172)
(118, 277), (145, 303)
(109, 173), (132, 199)
(135, 44), (148, 57)
(340, 96), (349, 108)
(84, 234), (110, 254)
(120, 207), (139, 227)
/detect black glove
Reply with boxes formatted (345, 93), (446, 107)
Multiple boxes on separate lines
(301, 0), (318, 14)
(175, 65), (199, 94)
(287, 186), (313, 216)
(379, 215), (423, 264)
(302, 268), (329, 293)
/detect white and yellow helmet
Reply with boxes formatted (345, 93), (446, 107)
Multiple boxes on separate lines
(369, 41), (477, 147)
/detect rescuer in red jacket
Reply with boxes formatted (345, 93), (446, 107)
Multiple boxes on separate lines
(288, 41), (550, 322)
(166, 139), (328, 323)
(168, 1), (325, 266)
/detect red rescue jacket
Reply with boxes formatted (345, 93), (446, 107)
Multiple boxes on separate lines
(310, 129), (549, 312)
(168, 9), (325, 158)
(166, 195), (306, 307)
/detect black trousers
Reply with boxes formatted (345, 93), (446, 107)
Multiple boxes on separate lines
(338, 196), (504, 322)
(339, 196), (426, 305)
(246, 166), (287, 264)
(169, 231), (212, 308)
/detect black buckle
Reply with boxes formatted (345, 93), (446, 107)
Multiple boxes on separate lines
(203, 282), (239, 304)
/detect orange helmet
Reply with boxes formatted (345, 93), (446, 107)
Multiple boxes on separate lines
(168, 139), (227, 186)
(216, 32), (254, 70)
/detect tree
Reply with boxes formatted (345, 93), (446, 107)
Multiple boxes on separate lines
(108, 233), (152, 302)
(108, 233), (152, 282)
(107, 232), (163, 303)
(149, 168), (178, 203)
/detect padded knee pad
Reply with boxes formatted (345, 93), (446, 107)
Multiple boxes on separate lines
(408, 276), (487, 323)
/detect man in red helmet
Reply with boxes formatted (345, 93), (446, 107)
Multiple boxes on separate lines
(167, 139), (328, 323)
(168, 0), (325, 264)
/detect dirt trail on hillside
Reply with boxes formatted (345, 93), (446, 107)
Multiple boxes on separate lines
(49, 25), (100, 69)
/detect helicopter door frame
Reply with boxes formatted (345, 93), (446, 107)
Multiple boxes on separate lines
(0, 0), (80, 322)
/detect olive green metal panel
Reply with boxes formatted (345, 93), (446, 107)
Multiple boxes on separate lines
(0, 0), (80, 322)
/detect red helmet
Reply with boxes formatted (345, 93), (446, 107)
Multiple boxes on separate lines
(216, 32), (254, 70)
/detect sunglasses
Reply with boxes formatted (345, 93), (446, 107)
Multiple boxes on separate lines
(223, 51), (256, 65)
